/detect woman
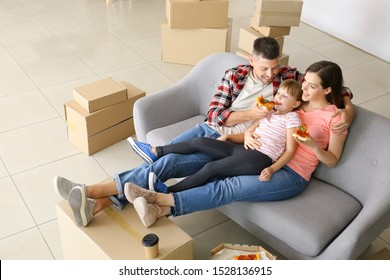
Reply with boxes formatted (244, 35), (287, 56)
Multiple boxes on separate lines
(55, 61), (349, 228)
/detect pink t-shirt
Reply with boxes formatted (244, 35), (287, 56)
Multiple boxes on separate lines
(255, 111), (301, 161)
(287, 104), (348, 181)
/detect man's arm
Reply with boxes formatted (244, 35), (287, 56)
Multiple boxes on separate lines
(331, 95), (355, 134)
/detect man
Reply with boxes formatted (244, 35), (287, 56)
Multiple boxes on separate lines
(169, 37), (354, 146)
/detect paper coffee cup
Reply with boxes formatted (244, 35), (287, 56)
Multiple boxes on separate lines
(142, 233), (159, 259)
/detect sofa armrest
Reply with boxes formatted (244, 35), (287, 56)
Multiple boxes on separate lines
(133, 82), (200, 142)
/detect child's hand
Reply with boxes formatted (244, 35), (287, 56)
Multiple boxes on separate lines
(244, 132), (261, 150)
(259, 167), (274, 181)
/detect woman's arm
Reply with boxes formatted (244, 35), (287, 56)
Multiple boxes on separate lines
(259, 128), (298, 181)
(304, 132), (348, 167)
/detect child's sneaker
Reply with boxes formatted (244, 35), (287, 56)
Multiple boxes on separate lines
(127, 137), (157, 164)
(148, 172), (169, 193)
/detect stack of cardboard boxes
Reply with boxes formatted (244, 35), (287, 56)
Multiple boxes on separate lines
(161, 0), (232, 65)
(237, 0), (304, 66)
(64, 78), (145, 155)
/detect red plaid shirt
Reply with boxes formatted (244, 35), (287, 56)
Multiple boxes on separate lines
(207, 64), (353, 126)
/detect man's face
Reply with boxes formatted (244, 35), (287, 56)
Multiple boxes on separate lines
(250, 54), (280, 85)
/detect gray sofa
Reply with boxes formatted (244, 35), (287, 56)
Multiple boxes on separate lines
(133, 52), (390, 260)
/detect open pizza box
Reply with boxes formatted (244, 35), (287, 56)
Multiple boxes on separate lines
(210, 243), (277, 260)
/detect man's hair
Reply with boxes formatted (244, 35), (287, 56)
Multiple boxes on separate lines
(280, 79), (303, 103)
(252, 37), (280, 60)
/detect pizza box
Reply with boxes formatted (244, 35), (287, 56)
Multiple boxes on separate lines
(210, 243), (276, 260)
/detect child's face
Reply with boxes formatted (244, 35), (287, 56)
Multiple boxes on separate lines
(274, 87), (301, 113)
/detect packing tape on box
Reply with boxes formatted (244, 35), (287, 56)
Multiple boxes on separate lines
(104, 207), (142, 242)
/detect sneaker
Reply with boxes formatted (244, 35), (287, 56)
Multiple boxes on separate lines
(133, 197), (161, 228)
(68, 186), (95, 227)
(127, 137), (157, 165)
(124, 182), (157, 204)
(148, 172), (169, 193)
(53, 176), (86, 200)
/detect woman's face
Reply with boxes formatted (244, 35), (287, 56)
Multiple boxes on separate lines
(301, 72), (331, 102)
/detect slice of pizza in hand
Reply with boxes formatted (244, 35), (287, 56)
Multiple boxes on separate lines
(292, 124), (310, 142)
(256, 95), (280, 111)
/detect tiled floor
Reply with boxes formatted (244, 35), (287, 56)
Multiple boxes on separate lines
(0, 0), (389, 260)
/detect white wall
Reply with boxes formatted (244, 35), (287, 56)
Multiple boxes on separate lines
(301, 0), (390, 62)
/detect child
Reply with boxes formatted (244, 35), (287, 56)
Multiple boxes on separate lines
(128, 79), (303, 193)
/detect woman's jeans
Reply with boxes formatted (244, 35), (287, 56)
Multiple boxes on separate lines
(172, 165), (308, 216)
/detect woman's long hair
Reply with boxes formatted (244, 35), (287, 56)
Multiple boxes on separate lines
(306, 61), (344, 108)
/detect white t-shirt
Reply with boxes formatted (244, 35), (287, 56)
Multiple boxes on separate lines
(215, 70), (273, 135)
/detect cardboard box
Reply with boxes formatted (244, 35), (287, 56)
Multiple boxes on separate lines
(250, 17), (291, 37)
(161, 18), (232, 65)
(211, 243), (276, 260)
(56, 200), (194, 259)
(238, 27), (284, 56)
(73, 77), (127, 113)
(167, 0), (228, 29)
(65, 81), (145, 155)
(236, 49), (289, 66)
(253, 0), (303, 27)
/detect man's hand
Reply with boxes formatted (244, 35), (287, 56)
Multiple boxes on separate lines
(330, 108), (352, 134)
(251, 100), (270, 120)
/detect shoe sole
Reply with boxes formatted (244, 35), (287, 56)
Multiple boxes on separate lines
(53, 176), (68, 200)
(127, 137), (153, 165)
(148, 172), (155, 192)
(133, 197), (151, 228)
(68, 187), (88, 227)
(124, 182), (134, 204)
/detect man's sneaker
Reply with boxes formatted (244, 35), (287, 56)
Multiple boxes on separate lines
(127, 137), (157, 165)
(124, 182), (157, 204)
(148, 172), (168, 193)
(68, 186), (95, 227)
(133, 197), (161, 228)
(53, 176), (86, 200)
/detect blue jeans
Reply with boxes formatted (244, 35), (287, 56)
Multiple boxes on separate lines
(172, 165), (308, 216)
(111, 123), (219, 208)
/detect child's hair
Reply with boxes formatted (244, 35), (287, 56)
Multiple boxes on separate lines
(280, 79), (303, 106)
(305, 61), (344, 108)
(252, 37), (280, 60)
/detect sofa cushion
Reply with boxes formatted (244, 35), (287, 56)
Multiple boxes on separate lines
(146, 115), (206, 146)
(219, 178), (362, 257)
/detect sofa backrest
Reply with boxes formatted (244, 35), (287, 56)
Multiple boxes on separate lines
(183, 52), (248, 116)
(313, 106), (390, 204)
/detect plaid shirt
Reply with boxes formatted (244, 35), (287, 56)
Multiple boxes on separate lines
(207, 64), (353, 127)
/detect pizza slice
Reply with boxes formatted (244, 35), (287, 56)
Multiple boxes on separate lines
(292, 124), (310, 142)
(233, 253), (260, 260)
(256, 95), (280, 111)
